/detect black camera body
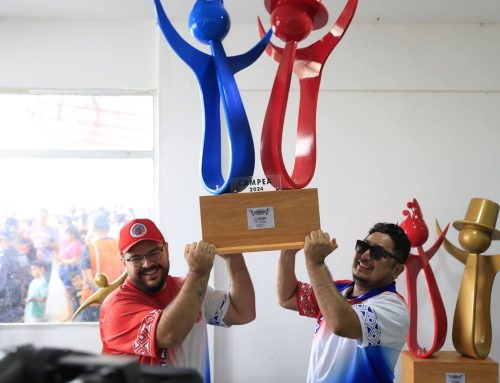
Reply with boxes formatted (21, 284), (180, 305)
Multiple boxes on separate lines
(0, 345), (202, 383)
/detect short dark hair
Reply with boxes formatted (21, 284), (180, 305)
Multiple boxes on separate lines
(66, 225), (81, 240)
(368, 222), (410, 264)
(31, 260), (46, 269)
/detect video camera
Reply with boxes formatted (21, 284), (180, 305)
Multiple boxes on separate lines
(0, 345), (202, 383)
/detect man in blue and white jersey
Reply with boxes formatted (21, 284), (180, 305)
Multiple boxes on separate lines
(277, 223), (411, 383)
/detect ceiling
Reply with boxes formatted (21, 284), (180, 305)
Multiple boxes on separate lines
(0, 0), (499, 24)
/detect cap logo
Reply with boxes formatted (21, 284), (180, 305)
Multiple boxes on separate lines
(130, 223), (147, 238)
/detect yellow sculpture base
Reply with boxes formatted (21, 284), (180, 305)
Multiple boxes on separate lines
(199, 188), (321, 254)
(402, 351), (499, 383)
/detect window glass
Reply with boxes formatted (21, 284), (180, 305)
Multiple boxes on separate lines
(0, 93), (155, 323)
(0, 94), (153, 150)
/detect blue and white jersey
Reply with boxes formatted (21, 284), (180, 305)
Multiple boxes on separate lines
(297, 281), (409, 383)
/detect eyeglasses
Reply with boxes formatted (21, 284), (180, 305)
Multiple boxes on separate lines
(355, 240), (402, 263)
(123, 244), (165, 267)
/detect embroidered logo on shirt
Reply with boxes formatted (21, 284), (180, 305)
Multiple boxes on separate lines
(357, 304), (381, 345)
(133, 310), (158, 356)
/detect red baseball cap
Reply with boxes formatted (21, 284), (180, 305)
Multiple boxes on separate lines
(119, 218), (165, 254)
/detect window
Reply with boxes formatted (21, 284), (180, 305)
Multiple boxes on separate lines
(0, 92), (155, 323)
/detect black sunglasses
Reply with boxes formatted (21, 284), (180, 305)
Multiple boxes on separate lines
(355, 240), (402, 263)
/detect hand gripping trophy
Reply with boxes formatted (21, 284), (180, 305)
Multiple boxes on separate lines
(436, 198), (500, 359)
(399, 198), (449, 358)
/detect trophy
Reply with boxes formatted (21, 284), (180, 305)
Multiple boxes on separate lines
(155, 0), (319, 254)
(402, 200), (499, 383)
(399, 198), (449, 358)
(436, 198), (500, 359)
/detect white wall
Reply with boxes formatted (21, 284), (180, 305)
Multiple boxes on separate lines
(1, 16), (500, 383)
(0, 19), (157, 89)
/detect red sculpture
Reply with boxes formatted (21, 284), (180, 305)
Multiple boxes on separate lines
(400, 198), (449, 358)
(258, 0), (358, 189)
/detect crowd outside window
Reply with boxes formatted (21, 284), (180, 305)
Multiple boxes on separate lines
(0, 208), (130, 323)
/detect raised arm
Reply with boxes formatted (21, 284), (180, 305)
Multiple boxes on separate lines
(220, 253), (256, 325)
(277, 248), (300, 310)
(304, 230), (362, 339)
(155, 241), (215, 348)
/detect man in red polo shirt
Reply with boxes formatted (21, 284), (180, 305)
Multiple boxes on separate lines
(100, 218), (255, 383)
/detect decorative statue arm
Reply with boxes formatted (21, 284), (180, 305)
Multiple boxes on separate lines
(228, 28), (272, 74)
(436, 219), (468, 264)
(71, 271), (128, 321)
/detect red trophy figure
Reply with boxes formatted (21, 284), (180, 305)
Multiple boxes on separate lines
(258, 0), (358, 190)
(400, 198), (449, 358)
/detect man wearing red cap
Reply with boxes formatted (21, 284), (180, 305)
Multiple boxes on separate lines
(99, 218), (255, 382)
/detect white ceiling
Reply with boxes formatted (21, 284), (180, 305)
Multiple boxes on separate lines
(0, 0), (499, 24)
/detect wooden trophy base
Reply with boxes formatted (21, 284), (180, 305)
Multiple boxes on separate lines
(199, 188), (320, 254)
(402, 351), (499, 383)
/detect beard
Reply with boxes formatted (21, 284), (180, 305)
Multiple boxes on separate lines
(132, 264), (169, 293)
(352, 272), (370, 288)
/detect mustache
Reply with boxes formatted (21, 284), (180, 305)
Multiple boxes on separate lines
(140, 265), (161, 274)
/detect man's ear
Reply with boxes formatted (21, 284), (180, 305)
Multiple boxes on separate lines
(393, 263), (405, 279)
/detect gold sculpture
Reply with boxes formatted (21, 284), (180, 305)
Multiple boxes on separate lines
(436, 198), (500, 359)
(71, 271), (127, 321)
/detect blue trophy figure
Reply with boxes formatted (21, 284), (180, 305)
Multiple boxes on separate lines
(153, 0), (272, 194)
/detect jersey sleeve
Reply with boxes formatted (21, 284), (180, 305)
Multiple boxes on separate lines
(296, 281), (320, 318)
(203, 285), (230, 327)
(100, 292), (163, 359)
(352, 293), (409, 349)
